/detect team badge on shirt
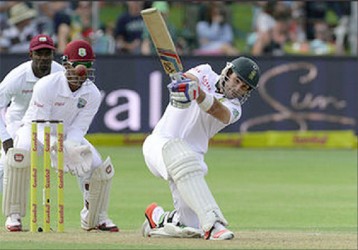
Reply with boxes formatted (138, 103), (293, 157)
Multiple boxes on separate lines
(77, 97), (87, 108)
(232, 109), (240, 119)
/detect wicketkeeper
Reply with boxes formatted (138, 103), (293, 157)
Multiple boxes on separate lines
(2, 40), (119, 232)
(142, 57), (260, 240)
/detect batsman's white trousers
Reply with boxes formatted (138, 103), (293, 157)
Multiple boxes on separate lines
(142, 133), (208, 228)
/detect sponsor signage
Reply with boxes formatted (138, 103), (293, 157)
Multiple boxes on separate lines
(1, 55), (357, 134)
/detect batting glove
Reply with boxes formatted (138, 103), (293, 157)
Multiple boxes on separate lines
(167, 79), (199, 109)
(170, 99), (191, 109)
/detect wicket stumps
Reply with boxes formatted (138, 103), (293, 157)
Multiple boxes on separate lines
(30, 120), (64, 233)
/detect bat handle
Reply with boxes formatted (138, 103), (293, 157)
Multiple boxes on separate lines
(170, 72), (184, 82)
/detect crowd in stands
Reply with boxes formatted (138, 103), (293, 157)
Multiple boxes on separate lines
(0, 1), (356, 56)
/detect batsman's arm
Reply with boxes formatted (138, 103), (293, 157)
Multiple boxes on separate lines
(184, 73), (231, 124)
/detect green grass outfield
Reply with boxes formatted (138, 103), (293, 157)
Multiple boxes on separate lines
(0, 147), (357, 249)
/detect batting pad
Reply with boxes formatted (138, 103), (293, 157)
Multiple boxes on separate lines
(163, 139), (228, 232)
(2, 148), (30, 217)
(86, 157), (115, 229)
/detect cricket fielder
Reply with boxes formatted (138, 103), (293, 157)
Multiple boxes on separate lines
(0, 34), (63, 195)
(2, 40), (119, 232)
(142, 57), (260, 240)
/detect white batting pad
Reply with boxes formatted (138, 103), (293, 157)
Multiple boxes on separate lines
(2, 148), (30, 217)
(86, 157), (115, 229)
(163, 139), (228, 232)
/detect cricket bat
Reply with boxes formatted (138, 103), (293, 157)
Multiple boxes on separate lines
(141, 8), (183, 79)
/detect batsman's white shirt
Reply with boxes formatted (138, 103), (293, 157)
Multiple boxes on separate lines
(0, 61), (64, 142)
(22, 71), (102, 143)
(143, 64), (242, 179)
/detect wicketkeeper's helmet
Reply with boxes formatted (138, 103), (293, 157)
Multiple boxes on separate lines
(62, 40), (95, 85)
(63, 40), (95, 62)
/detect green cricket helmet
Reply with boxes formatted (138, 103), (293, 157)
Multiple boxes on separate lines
(218, 56), (260, 104)
(230, 57), (260, 89)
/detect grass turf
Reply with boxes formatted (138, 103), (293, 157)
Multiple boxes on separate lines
(0, 147), (357, 249)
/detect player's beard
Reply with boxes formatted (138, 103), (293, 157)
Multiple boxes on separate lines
(34, 62), (51, 78)
(221, 76), (246, 100)
(39, 64), (50, 74)
(224, 86), (245, 99)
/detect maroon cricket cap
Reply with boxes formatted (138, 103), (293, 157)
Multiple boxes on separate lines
(30, 34), (56, 51)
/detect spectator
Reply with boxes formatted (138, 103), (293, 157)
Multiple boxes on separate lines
(0, 2), (17, 32)
(251, 2), (291, 56)
(287, 1), (306, 46)
(70, 1), (94, 44)
(0, 2), (39, 53)
(52, 1), (72, 53)
(304, 2), (328, 41)
(180, 1), (203, 54)
(249, 2), (276, 55)
(309, 21), (335, 55)
(92, 22), (116, 55)
(114, 1), (145, 54)
(330, 2), (351, 55)
(32, 1), (56, 35)
(54, 1), (103, 53)
(194, 2), (238, 56)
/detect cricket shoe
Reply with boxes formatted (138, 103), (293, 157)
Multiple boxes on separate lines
(5, 214), (22, 232)
(97, 218), (119, 232)
(142, 203), (202, 238)
(142, 219), (202, 238)
(204, 222), (234, 240)
(142, 202), (167, 238)
(81, 208), (119, 232)
(144, 202), (165, 229)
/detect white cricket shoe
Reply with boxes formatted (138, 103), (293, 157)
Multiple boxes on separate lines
(142, 203), (203, 238)
(81, 208), (119, 232)
(97, 217), (119, 232)
(204, 222), (234, 240)
(5, 214), (22, 232)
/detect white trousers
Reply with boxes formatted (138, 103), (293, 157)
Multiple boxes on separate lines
(142, 133), (208, 229)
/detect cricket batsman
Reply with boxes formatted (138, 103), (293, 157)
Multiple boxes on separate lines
(142, 57), (260, 240)
(2, 40), (119, 232)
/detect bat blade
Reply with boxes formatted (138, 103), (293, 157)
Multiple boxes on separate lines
(141, 8), (183, 76)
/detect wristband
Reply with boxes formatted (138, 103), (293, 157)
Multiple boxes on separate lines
(198, 93), (214, 112)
